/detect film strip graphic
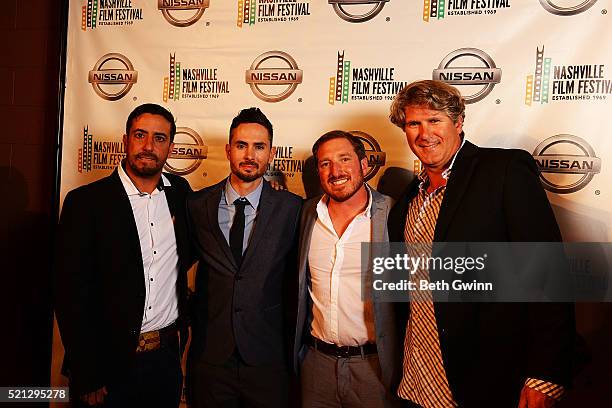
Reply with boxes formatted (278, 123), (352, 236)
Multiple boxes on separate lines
(525, 46), (551, 106)
(237, 0), (257, 27)
(328, 52), (351, 105)
(81, 0), (98, 31)
(78, 126), (93, 173)
(423, 0), (446, 22)
(163, 54), (181, 102)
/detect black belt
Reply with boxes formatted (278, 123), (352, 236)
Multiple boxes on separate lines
(308, 335), (377, 358)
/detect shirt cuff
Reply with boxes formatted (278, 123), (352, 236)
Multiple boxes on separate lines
(525, 378), (565, 401)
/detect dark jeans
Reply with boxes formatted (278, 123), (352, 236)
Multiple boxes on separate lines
(189, 351), (289, 408)
(74, 335), (182, 408)
(401, 401), (423, 408)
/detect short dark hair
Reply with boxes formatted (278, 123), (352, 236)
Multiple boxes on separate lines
(312, 130), (366, 165)
(229, 107), (273, 144)
(125, 103), (177, 142)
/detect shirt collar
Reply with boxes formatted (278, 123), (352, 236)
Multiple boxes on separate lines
(417, 138), (466, 191)
(223, 177), (263, 210)
(117, 160), (170, 197)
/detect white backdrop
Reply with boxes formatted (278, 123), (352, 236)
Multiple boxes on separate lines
(60, 0), (612, 242)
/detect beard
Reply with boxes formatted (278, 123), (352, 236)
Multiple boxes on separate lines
(231, 160), (266, 183)
(325, 173), (365, 203)
(127, 152), (164, 177)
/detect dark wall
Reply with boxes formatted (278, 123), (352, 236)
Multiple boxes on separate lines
(0, 0), (62, 389)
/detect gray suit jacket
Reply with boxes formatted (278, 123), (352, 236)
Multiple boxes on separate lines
(294, 187), (402, 399)
(187, 179), (302, 367)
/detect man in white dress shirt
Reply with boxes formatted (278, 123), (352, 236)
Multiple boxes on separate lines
(294, 130), (402, 407)
(55, 104), (193, 407)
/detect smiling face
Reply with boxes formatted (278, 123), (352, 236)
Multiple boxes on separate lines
(226, 123), (275, 183)
(123, 113), (173, 179)
(316, 137), (368, 203)
(403, 105), (463, 173)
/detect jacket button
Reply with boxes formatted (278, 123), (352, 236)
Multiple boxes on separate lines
(235, 275), (243, 281)
(234, 307), (242, 313)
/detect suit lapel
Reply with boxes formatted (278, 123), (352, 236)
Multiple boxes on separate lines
(434, 141), (479, 242)
(205, 183), (238, 270)
(298, 198), (318, 297)
(164, 179), (177, 218)
(240, 182), (274, 268)
(368, 190), (388, 306)
(109, 170), (143, 261)
(162, 177), (187, 265)
(370, 190), (388, 243)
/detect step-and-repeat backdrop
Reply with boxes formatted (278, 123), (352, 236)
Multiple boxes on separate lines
(59, 0), (611, 242)
(53, 0), (611, 400)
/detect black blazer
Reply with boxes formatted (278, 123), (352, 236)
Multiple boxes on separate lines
(54, 170), (193, 395)
(187, 179), (302, 367)
(388, 141), (575, 407)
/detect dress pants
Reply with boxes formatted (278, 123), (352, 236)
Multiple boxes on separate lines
(73, 334), (182, 408)
(300, 346), (395, 408)
(189, 351), (289, 408)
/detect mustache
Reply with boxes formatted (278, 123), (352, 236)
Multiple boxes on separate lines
(416, 136), (439, 144)
(327, 175), (349, 183)
(240, 161), (259, 168)
(136, 152), (159, 161)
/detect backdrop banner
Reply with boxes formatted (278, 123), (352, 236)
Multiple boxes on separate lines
(53, 0), (612, 403)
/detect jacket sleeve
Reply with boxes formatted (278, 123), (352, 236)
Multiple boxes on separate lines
(53, 189), (105, 394)
(503, 150), (575, 387)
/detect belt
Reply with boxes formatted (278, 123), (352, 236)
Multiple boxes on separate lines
(136, 323), (177, 353)
(308, 335), (377, 358)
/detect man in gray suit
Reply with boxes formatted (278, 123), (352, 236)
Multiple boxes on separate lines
(187, 107), (302, 407)
(294, 131), (402, 407)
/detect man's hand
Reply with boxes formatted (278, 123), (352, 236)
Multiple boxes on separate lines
(81, 386), (108, 406)
(518, 385), (557, 408)
(269, 180), (287, 191)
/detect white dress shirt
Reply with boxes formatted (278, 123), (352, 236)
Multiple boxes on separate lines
(308, 188), (376, 346)
(118, 164), (179, 333)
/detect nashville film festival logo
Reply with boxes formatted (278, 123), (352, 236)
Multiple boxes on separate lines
(237, 0), (311, 27)
(433, 48), (501, 104)
(266, 146), (305, 179)
(162, 53), (230, 101)
(329, 0), (390, 23)
(81, 0), (143, 30)
(422, 0), (510, 22)
(524, 46), (611, 105)
(88, 53), (138, 101)
(539, 0), (597, 15)
(328, 51), (408, 104)
(164, 127), (208, 176)
(245, 51), (303, 103)
(78, 126), (125, 172)
(158, 0), (210, 27)
(533, 134), (601, 194)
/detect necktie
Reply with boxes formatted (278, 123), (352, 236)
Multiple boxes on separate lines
(229, 197), (249, 267)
